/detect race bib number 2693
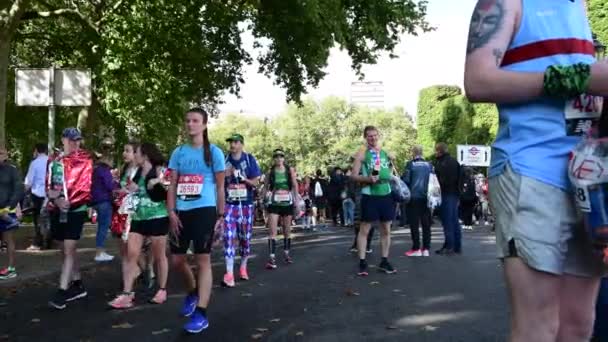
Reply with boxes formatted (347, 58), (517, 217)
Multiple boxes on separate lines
(177, 174), (204, 196)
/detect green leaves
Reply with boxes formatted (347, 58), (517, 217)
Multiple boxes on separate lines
(589, 0), (608, 49)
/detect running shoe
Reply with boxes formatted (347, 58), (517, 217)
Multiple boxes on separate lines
(149, 289), (167, 305)
(184, 310), (209, 334)
(349, 247), (358, 253)
(108, 292), (135, 309)
(94, 252), (114, 262)
(422, 249), (430, 257)
(284, 254), (293, 264)
(404, 249), (422, 257)
(366, 249), (372, 254)
(378, 260), (397, 274)
(26, 245), (41, 252)
(181, 292), (199, 317)
(221, 273), (235, 288)
(48, 289), (69, 310)
(66, 280), (87, 302)
(239, 266), (249, 281)
(357, 260), (369, 277)
(0, 266), (17, 280)
(265, 258), (277, 270)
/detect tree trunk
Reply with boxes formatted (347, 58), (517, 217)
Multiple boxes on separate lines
(0, 36), (10, 149)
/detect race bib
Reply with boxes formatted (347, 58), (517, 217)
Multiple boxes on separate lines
(228, 184), (248, 200)
(574, 186), (591, 213)
(273, 190), (292, 203)
(565, 95), (603, 136)
(177, 174), (203, 197)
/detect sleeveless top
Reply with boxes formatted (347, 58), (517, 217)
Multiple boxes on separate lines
(271, 168), (291, 206)
(131, 169), (168, 222)
(361, 148), (392, 196)
(492, 0), (598, 190)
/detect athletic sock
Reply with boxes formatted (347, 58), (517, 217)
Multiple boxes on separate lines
(268, 239), (277, 258)
(196, 306), (207, 316)
(240, 256), (248, 269)
(225, 257), (234, 274)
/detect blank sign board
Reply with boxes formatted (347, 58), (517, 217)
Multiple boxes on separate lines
(15, 68), (92, 107)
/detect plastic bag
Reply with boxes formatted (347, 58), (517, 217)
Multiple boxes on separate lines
(293, 195), (306, 219)
(568, 136), (608, 263)
(390, 176), (411, 203)
(427, 173), (442, 209)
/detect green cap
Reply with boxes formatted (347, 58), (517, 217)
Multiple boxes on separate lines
(226, 133), (244, 144)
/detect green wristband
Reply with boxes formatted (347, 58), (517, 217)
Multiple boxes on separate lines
(543, 63), (591, 98)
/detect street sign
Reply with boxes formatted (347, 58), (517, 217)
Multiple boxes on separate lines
(15, 68), (92, 106)
(457, 145), (491, 167)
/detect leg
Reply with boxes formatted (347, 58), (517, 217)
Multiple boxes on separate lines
(223, 206), (238, 275)
(282, 214), (293, 258)
(95, 202), (113, 257)
(452, 196), (462, 252)
(150, 236), (168, 290)
(367, 225), (375, 250)
(557, 275), (601, 342)
(4, 231), (15, 268)
(357, 223), (372, 260)
(420, 204), (432, 251)
(59, 240), (77, 290)
(240, 206), (254, 269)
(379, 221), (392, 258)
(352, 223), (360, 249)
(32, 195), (44, 247)
(123, 233), (144, 292)
(172, 254), (196, 292)
(267, 213), (279, 258)
(504, 258), (561, 342)
(311, 206), (318, 226)
(439, 196), (450, 250)
(195, 254), (213, 308)
(408, 202), (421, 250)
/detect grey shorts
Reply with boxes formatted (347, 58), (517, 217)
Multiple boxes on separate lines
(489, 164), (606, 277)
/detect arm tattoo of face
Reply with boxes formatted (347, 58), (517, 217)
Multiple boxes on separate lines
(493, 48), (504, 66)
(467, 0), (505, 54)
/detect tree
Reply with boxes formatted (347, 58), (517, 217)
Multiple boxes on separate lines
(2, 0), (432, 155)
(589, 0), (608, 46)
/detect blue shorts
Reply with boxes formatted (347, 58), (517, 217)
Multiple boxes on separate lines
(0, 214), (19, 233)
(360, 195), (395, 223)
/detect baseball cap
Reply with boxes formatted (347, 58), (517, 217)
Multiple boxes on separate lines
(226, 133), (244, 144)
(62, 127), (83, 141)
(273, 148), (285, 158)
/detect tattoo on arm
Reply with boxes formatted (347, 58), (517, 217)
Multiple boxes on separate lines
(493, 48), (504, 66)
(466, 0), (505, 54)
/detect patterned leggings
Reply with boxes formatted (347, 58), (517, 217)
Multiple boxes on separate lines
(223, 204), (254, 259)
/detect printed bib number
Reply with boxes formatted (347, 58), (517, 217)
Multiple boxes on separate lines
(228, 184), (248, 200)
(273, 190), (292, 203)
(177, 174), (203, 196)
(565, 95), (603, 136)
(575, 186), (591, 213)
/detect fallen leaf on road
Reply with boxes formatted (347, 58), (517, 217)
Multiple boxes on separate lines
(256, 328), (268, 333)
(295, 331), (304, 336)
(303, 308), (308, 312)
(423, 325), (438, 331)
(269, 318), (281, 323)
(315, 270), (324, 273)
(369, 281), (380, 286)
(386, 325), (398, 330)
(345, 289), (360, 297)
(112, 322), (133, 329)
(241, 292), (253, 297)
(251, 333), (263, 340)
(392, 289), (401, 293)
(31, 318), (40, 323)
(152, 328), (171, 335)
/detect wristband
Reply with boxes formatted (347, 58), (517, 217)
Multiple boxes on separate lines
(543, 63), (591, 98)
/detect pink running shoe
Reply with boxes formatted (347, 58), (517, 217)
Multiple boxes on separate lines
(239, 267), (249, 281)
(109, 292), (134, 309)
(404, 249), (422, 257)
(222, 273), (235, 288)
(149, 289), (167, 304)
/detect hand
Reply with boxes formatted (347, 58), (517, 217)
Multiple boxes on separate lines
(370, 176), (379, 184)
(147, 178), (160, 190)
(126, 182), (139, 193)
(169, 211), (183, 236)
(54, 198), (70, 210)
(48, 189), (61, 200)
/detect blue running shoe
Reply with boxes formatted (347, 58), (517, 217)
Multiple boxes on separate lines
(184, 310), (209, 334)
(180, 293), (198, 317)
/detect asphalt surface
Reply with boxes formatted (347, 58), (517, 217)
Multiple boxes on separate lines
(0, 225), (508, 342)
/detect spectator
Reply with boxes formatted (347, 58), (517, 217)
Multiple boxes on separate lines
(434, 142), (462, 255)
(91, 139), (115, 262)
(459, 167), (477, 230)
(311, 170), (329, 227)
(328, 167), (346, 226)
(24, 143), (49, 250)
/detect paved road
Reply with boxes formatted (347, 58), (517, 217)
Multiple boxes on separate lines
(0, 225), (508, 341)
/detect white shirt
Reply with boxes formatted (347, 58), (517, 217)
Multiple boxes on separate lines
(25, 155), (48, 198)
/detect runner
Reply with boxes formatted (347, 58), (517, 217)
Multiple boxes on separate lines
(47, 128), (93, 310)
(350, 126), (396, 276)
(222, 133), (262, 287)
(24, 143), (49, 251)
(109, 142), (169, 309)
(298, 176), (313, 230)
(265, 148), (299, 269)
(0, 146), (24, 280)
(167, 107), (225, 334)
(464, 0), (608, 340)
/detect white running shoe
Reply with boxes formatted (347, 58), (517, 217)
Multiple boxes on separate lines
(94, 252), (115, 262)
(422, 249), (430, 257)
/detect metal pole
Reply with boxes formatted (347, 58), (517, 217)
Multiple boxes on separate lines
(48, 66), (56, 151)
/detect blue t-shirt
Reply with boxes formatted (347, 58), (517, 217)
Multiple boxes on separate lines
(168, 144), (225, 211)
(225, 152), (262, 205)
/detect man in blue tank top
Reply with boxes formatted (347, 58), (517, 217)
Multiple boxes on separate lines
(465, 1), (608, 341)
